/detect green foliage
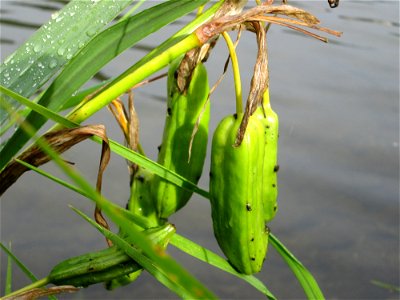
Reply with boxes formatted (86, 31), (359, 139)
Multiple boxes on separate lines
(0, 0), (328, 299)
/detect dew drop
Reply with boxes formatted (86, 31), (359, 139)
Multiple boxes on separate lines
(66, 53), (73, 60)
(33, 44), (42, 53)
(48, 59), (58, 69)
(51, 12), (59, 20)
(86, 28), (96, 37)
(57, 48), (66, 56)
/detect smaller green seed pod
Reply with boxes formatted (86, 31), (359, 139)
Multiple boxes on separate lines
(128, 167), (159, 229)
(152, 57), (210, 219)
(49, 223), (175, 287)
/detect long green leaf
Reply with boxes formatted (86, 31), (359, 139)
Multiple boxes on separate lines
(269, 234), (325, 300)
(72, 207), (217, 299)
(0, 85), (209, 198)
(171, 234), (276, 299)
(0, 0), (134, 124)
(0, 0), (209, 171)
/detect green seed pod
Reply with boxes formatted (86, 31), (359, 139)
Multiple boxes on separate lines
(152, 57), (210, 219)
(128, 167), (159, 229)
(49, 223), (176, 287)
(105, 167), (160, 290)
(255, 89), (279, 222)
(210, 113), (269, 275)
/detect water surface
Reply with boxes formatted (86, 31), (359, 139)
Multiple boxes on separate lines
(1, 1), (399, 299)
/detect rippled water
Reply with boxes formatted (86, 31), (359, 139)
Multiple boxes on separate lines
(1, 1), (399, 299)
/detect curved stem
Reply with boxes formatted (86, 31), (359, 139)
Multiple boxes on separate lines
(222, 31), (243, 115)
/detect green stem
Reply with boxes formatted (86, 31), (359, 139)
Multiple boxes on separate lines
(262, 88), (271, 108)
(59, 33), (201, 128)
(3, 277), (51, 298)
(222, 31), (243, 115)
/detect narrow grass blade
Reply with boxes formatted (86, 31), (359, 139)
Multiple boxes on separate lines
(171, 234), (276, 299)
(0, 0), (134, 124)
(370, 280), (400, 293)
(0, 0), (209, 171)
(71, 207), (217, 299)
(269, 234), (325, 300)
(5, 243), (12, 295)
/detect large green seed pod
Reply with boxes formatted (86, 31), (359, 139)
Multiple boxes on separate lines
(210, 113), (269, 275)
(49, 223), (175, 287)
(255, 89), (279, 222)
(152, 58), (210, 219)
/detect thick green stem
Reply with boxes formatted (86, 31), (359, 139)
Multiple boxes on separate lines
(222, 31), (243, 115)
(56, 33), (201, 129)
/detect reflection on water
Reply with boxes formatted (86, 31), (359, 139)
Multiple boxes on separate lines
(1, 1), (399, 299)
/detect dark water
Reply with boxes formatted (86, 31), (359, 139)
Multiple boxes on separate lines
(1, 1), (399, 299)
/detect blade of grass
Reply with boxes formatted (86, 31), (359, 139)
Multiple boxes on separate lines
(370, 280), (400, 293)
(269, 234), (325, 300)
(1, 101), (216, 299)
(71, 207), (217, 299)
(0, 0), (134, 124)
(0, 86), (210, 199)
(170, 234), (276, 300)
(5, 243), (12, 295)
(0, 0), (211, 171)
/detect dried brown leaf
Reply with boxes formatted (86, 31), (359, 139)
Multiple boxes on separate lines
(3, 286), (79, 300)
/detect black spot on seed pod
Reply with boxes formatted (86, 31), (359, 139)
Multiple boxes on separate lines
(246, 203), (252, 211)
(167, 107), (172, 116)
(250, 257), (256, 261)
(251, 237), (255, 242)
(273, 205), (277, 212)
(272, 183), (276, 188)
(137, 175), (145, 183)
(274, 165), (280, 172)
(157, 145), (162, 152)
(88, 267), (95, 271)
(266, 125), (270, 129)
(174, 70), (179, 79)
(233, 113), (238, 119)
(209, 172), (213, 178)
